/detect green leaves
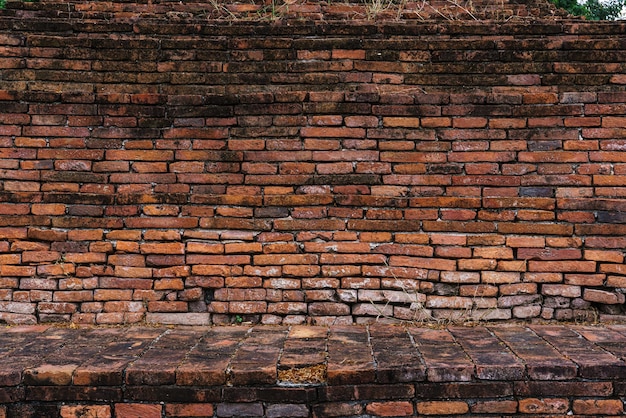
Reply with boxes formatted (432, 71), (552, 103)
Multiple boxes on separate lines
(550, 0), (626, 20)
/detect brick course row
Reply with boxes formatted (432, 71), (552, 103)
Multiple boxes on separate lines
(1, 0), (626, 324)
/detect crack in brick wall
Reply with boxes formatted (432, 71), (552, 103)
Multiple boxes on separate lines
(0, 1), (626, 325)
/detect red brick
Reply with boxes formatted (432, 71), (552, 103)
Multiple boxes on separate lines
(313, 402), (363, 417)
(425, 296), (472, 310)
(390, 256), (456, 271)
(147, 301), (187, 312)
(529, 261), (596, 273)
(114, 404), (162, 418)
(584, 289), (625, 305)
(229, 301), (267, 314)
(365, 401), (414, 417)
(481, 271), (521, 284)
(301, 126), (365, 138)
(54, 291), (93, 302)
(165, 403), (214, 417)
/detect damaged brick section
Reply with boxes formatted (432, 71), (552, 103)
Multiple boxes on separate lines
(0, 0), (626, 326)
(1, 323), (626, 417)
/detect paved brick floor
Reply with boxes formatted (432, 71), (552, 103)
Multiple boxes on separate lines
(2, 323), (626, 417)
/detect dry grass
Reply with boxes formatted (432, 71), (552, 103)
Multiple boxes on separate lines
(278, 364), (327, 384)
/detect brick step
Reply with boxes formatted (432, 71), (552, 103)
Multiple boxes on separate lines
(2, 323), (626, 417)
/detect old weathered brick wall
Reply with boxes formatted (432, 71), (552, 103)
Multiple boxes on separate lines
(0, 0), (625, 325)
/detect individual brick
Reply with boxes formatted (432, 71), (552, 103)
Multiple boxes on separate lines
(416, 401), (469, 415)
(518, 398), (569, 414)
(60, 405), (111, 418)
(165, 403), (214, 417)
(572, 399), (624, 415)
(114, 404), (162, 418)
(365, 401), (414, 417)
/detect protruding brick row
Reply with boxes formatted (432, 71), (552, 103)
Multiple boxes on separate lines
(3, 323), (626, 415)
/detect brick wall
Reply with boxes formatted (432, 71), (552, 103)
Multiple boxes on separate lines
(0, 0), (625, 325)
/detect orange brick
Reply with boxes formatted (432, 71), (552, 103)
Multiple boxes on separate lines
(225, 242), (263, 254)
(506, 236), (546, 247)
(0, 265), (36, 277)
(140, 242), (185, 254)
(142, 205), (180, 216)
(519, 398), (569, 414)
(457, 259), (497, 271)
(154, 278), (184, 290)
(417, 401), (469, 415)
(153, 266), (190, 278)
(587, 249), (625, 263)
(187, 242), (224, 254)
(64, 253), (107, 264)
(115, 241), (140, 253)
(332, 49), (365, 59)
(459, 284), (498, 297)
(572, 399), (623, 415)
(500, 283), (537, 295)
(31, 203), (66, 215)
(60, 405), (111, 418)
(107, 230), (142, 241)
(0, 254), (20, 265)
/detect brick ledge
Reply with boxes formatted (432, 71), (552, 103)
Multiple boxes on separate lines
(2, 323), (626, 416)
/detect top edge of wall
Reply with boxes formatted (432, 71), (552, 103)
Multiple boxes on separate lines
(1, 0), (581, 23)
(4, 0), (625, 37)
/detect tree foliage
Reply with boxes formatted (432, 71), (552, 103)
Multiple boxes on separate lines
(550, 0), (626, 20)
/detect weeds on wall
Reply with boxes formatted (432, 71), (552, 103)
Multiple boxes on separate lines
(0, 0), (37, 10)
(192, 0), (486, 22)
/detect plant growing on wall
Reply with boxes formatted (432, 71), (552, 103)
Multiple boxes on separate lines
(550, 0), (626, 20)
